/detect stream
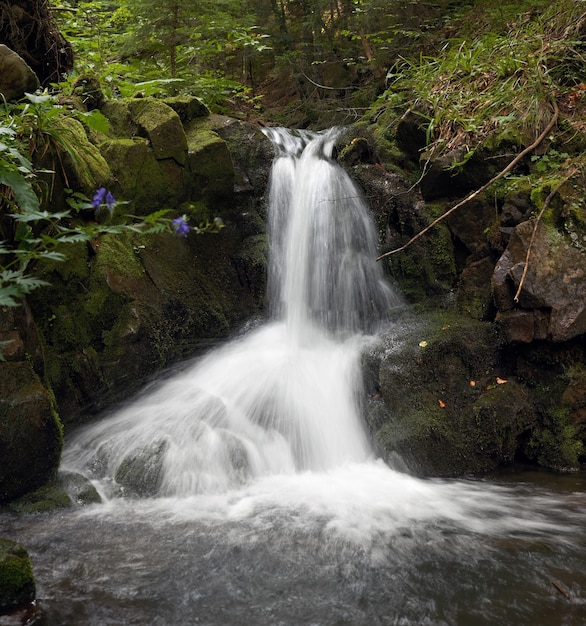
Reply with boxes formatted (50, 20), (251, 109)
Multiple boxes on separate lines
(1, 127), (584, 625)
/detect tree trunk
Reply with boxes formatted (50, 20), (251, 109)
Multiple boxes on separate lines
(0, 0), (73, 85)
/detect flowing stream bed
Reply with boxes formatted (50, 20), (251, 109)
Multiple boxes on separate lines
(0, 464), (585, 625)
(2, 128), (585, 625)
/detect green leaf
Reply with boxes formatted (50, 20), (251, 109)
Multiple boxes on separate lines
(9, 209), (71, 222)
(76, 109), (110, 134)
(0, 168), (40, 212)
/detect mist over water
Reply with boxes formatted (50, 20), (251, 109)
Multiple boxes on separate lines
(3, 128), (585, 625)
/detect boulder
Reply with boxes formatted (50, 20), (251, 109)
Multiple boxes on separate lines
(0, 45), (39, 102)
(493, 220), (586, 342)
(365, 310), (535, 476)
(0, 361), (62, 503)
(0, 539), (35, 609)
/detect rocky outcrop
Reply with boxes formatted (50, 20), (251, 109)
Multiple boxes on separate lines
(338, 125), (586, 474)
(364, 310), (536, 476)
(493, 220), (586, 342)
(0, 45), (39, 102)
(0, 96), (273, 502)
(24, 99), (271, 428)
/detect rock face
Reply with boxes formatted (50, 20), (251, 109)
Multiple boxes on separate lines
(364, 310), (535, 477)
(339, 125), (586, 475)
(0, 96), (273, 502)
(0, 307), (62, 503)
(0, 45), (39, 102)
(493, 220), (586, 342)
(25, 99), (272, 427)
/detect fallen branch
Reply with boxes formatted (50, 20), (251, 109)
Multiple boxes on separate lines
(513, 171), (574, 302)
(377, 100), (560, 261)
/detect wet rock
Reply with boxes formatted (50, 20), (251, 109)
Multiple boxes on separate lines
(365, 310), (535, 477)
(57, 471), (101, 506)
(493, 220), (586, 341)
(115, 439), (168, 497)
(0, 539), (35, 610)
(0, 361), (62, 503)
(0, 45), (39, 102)
(455, 256), (496, 320)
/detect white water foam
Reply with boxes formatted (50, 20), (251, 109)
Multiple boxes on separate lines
(61, 128), (581, 547)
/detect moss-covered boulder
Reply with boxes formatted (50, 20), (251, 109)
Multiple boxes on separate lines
(127, 98), (188, 164)
(163, 95), (210, 123)
(365, 309), (536, 476)
(0, 538), (35, 609)
(185, 119), (234, 207)
(99, 137), (189, 214)
(0, 361), (62, 503)
(53, 115), (113, 194)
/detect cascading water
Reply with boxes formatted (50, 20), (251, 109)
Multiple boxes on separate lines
(62, 127), (402, 497)
(2, 128), (585, 626)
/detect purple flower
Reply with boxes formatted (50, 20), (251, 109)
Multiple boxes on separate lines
(105, 191), (116, 211)
(92, 187), (107, 209)
(171, 215), (190, 237)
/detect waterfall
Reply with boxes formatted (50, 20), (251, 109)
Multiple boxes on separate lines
(62, 127), (401, 498)
(12, 130), (585, 626)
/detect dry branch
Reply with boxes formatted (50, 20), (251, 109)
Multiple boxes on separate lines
(377, 101), (560, 261)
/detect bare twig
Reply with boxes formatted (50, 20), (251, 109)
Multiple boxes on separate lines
(377, 100), (560, 261)
(513, 172), (572, 302)
(302, 73), (357, 92)
(552, 580), (571, 600)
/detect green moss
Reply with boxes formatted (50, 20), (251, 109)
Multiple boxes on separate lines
(7, 479), (72, 514)
(391, 217), (457, 301)
(127, 98), (188, 164)
(184, 119), (235, 205)
(99, 138), (172, 214)
(0, 539), (35, 608)
(528, 407), (583, 471)
(94, 232), (145, 280)
(53, 116), (113, 194)
(163, 95), (209, 123)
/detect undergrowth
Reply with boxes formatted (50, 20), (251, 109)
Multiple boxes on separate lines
(379, 0), (586, 165)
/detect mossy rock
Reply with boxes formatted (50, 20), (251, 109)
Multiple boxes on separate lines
(365, 309), (535, 476)
(0, 538), (35, 609)
(53, 115), (113, 194)
(0, 362), (62, 503)
(99, 138), (189, 213)
(6, 478), (72, 514)
(184, 119), (235, 207)
(164, 95), (209, 123)
(127, 98), (188, 164)
(100, 99), (135, 138)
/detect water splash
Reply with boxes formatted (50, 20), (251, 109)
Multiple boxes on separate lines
(63, 128), (400, 499)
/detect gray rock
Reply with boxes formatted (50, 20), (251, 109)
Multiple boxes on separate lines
(493, 220), (586, 341)
(0, 45), (39, 102)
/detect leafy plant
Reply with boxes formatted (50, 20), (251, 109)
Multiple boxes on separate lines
(0, 94), (223, 316)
